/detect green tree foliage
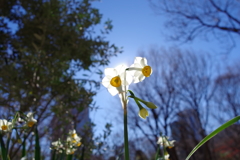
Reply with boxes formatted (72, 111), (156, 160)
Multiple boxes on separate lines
(0, 0), (120, 158)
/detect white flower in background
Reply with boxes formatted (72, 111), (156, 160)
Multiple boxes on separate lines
(25, 112), (37, 127)
(157, 136), (175, 148)
(66, 147), (77, 155)
(69, 129), (78, 138)
(0, 119), (12, 133)
(164, 154), (170, 160)
(128, 57), (152, 83)
(51, 139), (64, 152)
(102, 64), (132, 96)
(157, 154), (170, 160)
(67, 130), (82, 147)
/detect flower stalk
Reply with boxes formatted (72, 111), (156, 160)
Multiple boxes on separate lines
(122, 92), (129, 160)
(123, 70), (130, 160)
(101, 57), (155, 160)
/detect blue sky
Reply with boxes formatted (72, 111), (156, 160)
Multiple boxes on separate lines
(88, 0), (240, 136)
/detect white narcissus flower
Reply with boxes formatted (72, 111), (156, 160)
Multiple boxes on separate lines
(0, 119), (12, 133)
(25, 112), (37, 127)
(102, 64), (132, 96)
(128, 57), (152, 83)
(157, 136), (175, 148)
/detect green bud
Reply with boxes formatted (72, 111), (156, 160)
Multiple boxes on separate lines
(143, 101), (157, 109)
(136, 98), (157, 109)
(133, 97), (149, 119)
(139, 107), (149, 119)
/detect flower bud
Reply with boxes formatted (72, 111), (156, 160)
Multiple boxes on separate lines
(138, 108), (149, 119)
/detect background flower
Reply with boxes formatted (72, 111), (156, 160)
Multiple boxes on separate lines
(25, 112), (37, 127)
(0, 119), (12, 133)
(157, 136), (175, 148)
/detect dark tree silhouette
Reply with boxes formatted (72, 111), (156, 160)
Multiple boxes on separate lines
(149, 0), (240, 51)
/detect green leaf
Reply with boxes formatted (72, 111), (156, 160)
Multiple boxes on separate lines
(0, 135), (7, 160)
(67, 154), (73, 160)
(6, 133), (11, 158)
(186, 116), (240, 160)
(51, 150), (56, 160)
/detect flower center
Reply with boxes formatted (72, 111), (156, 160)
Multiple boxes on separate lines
(110, 76), (121, 87)
(27, 121), (35, 127)
(77, 142), (82, 146)
(142, 66), (152, 77)
(1, 125), (8, 130)
(71, 133), (77, 138)
(72, 140), (76, 143)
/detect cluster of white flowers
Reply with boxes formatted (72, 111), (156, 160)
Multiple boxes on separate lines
(156, 136), (175, 160)
(51, 129), (82, 155)
(157, 136), (175, 148)
(102, 57), (153, 119)
(0, 112), (37, 134)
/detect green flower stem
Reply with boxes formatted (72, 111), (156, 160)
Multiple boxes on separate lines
(121, 91), (129, 160)
(22, 135), (26, 158)
(67, 154), (73, 160)
(155, 146), (160, 160)
(80, 146), (85, 160)
(123, 70), (129, 160)
(35, 127), (41, 160)
(51, 150), (56, 160)
(124, 105), (129, 160)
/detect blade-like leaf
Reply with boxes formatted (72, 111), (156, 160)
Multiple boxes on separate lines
(67, 154), (73, 160)
(186, 116), (240, 160)
(80, 146), (85, 160)
(0, 135), (7, 160)
(155, 146), (160, 160)
(51, 150), (56, 160)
